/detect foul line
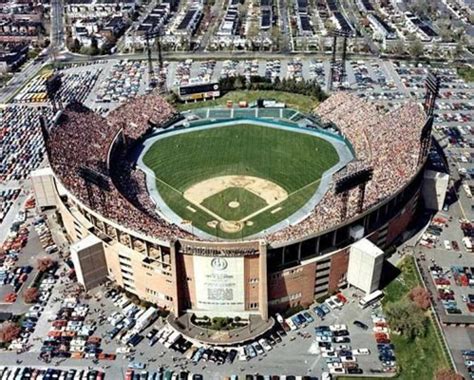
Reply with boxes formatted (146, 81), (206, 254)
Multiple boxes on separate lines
(148, 170), (325, 229)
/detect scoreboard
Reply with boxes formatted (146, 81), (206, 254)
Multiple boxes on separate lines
(178, 82), (220, 101)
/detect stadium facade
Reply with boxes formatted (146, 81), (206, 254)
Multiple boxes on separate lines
(33, 92), (432, 321)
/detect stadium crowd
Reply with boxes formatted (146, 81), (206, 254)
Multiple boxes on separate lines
(267, 92), (426, 243)
(47, 91), (426, 245)
(47, 95), (192, 241)
(107, 94), (178, 140)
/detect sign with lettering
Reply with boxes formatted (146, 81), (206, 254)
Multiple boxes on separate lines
(193, 255), (245, 311)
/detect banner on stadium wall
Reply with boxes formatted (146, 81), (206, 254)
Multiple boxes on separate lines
(193, 255), (245, 311)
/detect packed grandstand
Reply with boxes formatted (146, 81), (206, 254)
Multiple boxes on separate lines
(46, 91), (427, 245)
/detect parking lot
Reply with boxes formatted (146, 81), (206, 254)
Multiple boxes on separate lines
(1, 55), (474, 378)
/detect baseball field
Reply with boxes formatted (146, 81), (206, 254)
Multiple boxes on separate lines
(142, 123), (339, 239)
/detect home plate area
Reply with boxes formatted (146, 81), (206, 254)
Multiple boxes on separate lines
(183, 175), (288, 233)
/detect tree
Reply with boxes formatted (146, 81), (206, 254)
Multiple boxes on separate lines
(23, 287), (39, 303)
(37, 257), (55, 272)
(435, 368), (464, 380)
(0, 322), (20, 343)
(90, 36), (99, 55)
(70, 38), (81, 53)
(385, 300), (428, 339)
(409, 38), (424, 59)
(452, 42), (465, 59)
(409, 286), (431, 310)
(392, 40), (405, 55)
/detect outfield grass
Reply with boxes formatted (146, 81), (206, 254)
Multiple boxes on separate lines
(201, 187), (267, 221)
(175, 90), (319, 113)
(143, 123), (339, 238)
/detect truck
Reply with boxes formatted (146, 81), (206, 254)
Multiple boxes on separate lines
(133, 307), (158, 334)
(164, 331), (181, 349)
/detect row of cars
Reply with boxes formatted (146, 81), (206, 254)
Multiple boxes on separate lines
(462, 350), (474, 379)
(14, 70), (102, 106)
(104, 288), (159, 349)
(0, 210), (31, 303)
(173, 60), (193, 87)
(0, 105), (51, 184)
(419, 216), (448, 249)
(315, 324), (366, 375)
(0, 189), (21, 224)
(95, 60), (144, 104)
(264, 60), (281, 82)
(371, 314), (396, 373)
(10, 267), (58, 352)
(40, 293), (114, 360)
(33, 216), (58, 255)
(286, 58), (303, 82)
(430, 264), (462, 315)
(0, 367), (105, 380)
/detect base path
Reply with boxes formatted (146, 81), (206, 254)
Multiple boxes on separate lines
(183, 175), (288, 206)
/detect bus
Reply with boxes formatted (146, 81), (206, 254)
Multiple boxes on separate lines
(359, 290), (384, 309)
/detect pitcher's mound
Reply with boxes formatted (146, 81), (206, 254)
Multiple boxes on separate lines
(228, 201), (240, 209)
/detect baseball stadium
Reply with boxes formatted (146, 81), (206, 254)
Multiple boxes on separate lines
(33, 88), (434, 330)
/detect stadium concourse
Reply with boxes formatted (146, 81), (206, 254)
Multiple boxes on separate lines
(46, 91), (426, 245)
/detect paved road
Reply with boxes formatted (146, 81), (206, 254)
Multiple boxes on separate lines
(0, 61), (44, 104)
(50, 0), (65, 51)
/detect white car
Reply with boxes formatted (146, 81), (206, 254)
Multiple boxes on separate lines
(316, 335), (331, 343)
(341, 356), (356, 363)
(258, 338), (272, 351)
(321, 372), (332, 380)
(352, 348), (370, 355)
(330, 324), (347, 332)
(444, 240), (451, 250)
(329, 367), (345, 375)
(322, 350), (337, 358)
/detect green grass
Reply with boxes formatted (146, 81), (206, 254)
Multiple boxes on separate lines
(175, 90), (319, 113)
(201, 187), (267, 220)
(458, 66), (474, 82)
(143, 123), (339, 238)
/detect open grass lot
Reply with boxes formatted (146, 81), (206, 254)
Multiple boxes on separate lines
(458, 66), (474, 82)
(143, 123), (339, 238)
(174, 90), (319, 113)
(381, 257), (450, 380)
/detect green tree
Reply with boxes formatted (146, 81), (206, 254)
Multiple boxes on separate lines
(385, 300), (428, 340)
(392, 39), (405, 55)
(90, 36), (99, 55)
(70, 38), (81, 53)
(409, 38), (424, 59)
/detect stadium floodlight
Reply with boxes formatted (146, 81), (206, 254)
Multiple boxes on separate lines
(423, 71), (440, 117)
(327, 30), (352, 92)
(335, 166), (373, 219)
(145, 24), (164, 90)
(335, 167), (374, 194)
